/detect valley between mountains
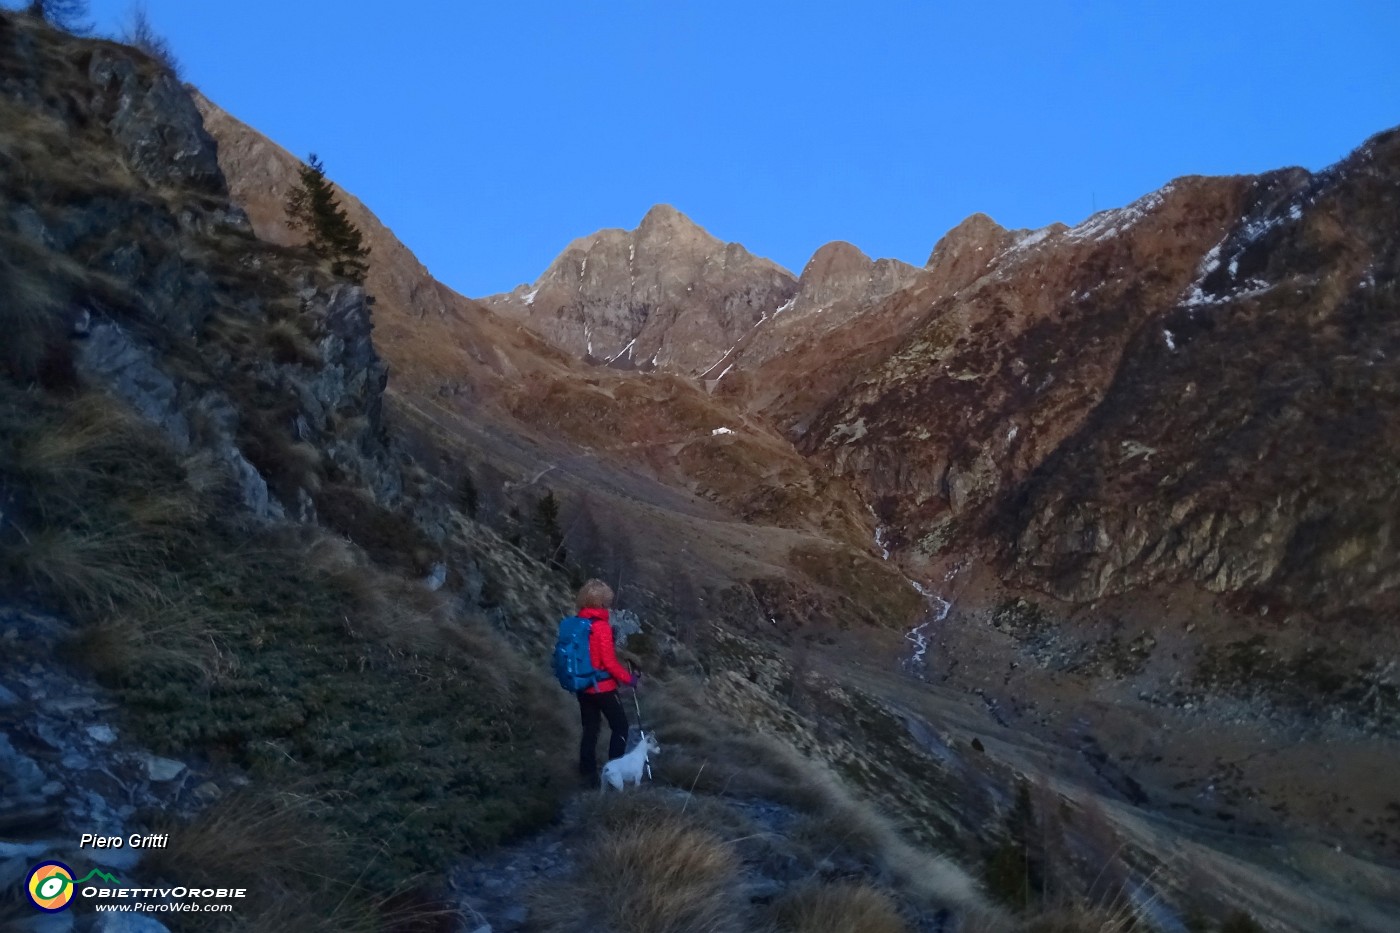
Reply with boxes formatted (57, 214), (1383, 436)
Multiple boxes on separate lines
(198, 87), (1400, 930)
(0, 13), (1395, 932)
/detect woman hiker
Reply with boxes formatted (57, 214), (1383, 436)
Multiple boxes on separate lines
(573, 579), (637, 787)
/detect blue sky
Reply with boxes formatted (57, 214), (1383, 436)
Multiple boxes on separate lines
(80, 1), (1400, 296)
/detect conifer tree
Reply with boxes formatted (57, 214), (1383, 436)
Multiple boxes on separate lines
(24, 0), (89, 32)
(286, 153), (370, 285)
(533, 490), (566, 567)
(457, 470), (478, 519)
(122, 1), (178, 75)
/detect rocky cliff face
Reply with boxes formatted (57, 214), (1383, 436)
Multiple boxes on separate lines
(802, 135), (1400, 627)
(482, 204), (799, 374)
(1005, 133), (1400, 618)
(0, 24), (401, 529)
(803, 176), (1251, 549)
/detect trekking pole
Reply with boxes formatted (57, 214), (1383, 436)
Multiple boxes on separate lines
(628, 662), (652, 782)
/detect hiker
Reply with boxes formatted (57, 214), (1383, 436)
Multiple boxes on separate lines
(571, 579), (637, 786)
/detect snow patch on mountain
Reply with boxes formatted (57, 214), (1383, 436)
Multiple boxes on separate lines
(1066, 184), (1173, 244)
(608, 337), (636, 363)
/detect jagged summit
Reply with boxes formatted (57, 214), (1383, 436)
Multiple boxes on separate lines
(481, 204), (796, 374)
(921, 212), (1022, 296)
(924, 211), (1006, 267)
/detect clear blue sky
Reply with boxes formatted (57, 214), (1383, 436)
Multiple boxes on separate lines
(80, 1), (1400, 296)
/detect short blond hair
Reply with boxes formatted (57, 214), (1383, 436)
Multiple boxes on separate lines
(576, 578), (614, 610)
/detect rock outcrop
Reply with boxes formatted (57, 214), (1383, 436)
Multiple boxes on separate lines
(0, 604), (216, 933)
(1, 16), (410, 530)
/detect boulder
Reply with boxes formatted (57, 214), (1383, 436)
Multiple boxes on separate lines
(87, 52), (224, 193)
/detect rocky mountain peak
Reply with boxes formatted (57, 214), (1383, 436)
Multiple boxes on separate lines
(922, 211), (1024, 297)
(924, 212), (1005, 265)
(481, 206), (796, 374)
(696, 242), (925, 388)
(786, 240), (921, 318)
(801, 240), (873, 279)
(637, 202), (705, 238)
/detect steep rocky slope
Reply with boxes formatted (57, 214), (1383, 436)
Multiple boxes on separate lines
(803, 136), (1400, 631)
(195, 103), (923, 635)
(692, 240), (922, 399)
(193, 92), (586, 408)
(803, 175), (1255, 563)
(716, 214), (1040, 425)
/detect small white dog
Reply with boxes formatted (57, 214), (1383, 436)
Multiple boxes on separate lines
(600, 731), (660, 791)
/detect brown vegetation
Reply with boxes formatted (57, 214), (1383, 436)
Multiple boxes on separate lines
(530, 801), (743, 933)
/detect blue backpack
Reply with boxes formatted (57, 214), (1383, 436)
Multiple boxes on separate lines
(552, 615), (602, 692)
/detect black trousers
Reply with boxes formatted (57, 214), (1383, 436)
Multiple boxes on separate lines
(577, 689), (629, 775)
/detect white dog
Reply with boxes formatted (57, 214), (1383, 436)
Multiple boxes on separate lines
(600, 731), (660, 791)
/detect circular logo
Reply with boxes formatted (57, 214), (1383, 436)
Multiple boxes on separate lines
(27, 861), (75, 912)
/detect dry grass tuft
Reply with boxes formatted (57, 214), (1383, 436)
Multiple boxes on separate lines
(530, 807), (744, 933)
(66, 596), (231, 683)
(579, 786), (755, 839)
(314, 481), (440, 574)
(264, 315), (322, 367)
(768, 882), (908, 933)
(142, 790), (459, 933)
(282, 439), (324, 490)
(10, 389), (177, 492)
(0, 236), (78, 383)
(301, 526), (530, 702)
(1, 389), (200, 614)
(1022, 906), (1141, 933)
(13, 524), (170, 612)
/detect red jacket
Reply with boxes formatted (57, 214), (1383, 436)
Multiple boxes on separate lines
(580, 606), (633, 694)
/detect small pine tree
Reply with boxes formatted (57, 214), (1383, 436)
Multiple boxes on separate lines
(286, 153), (370, 285)
(533, 491), (566, 567)
(122, 2), (179, 75)
(983, 780), (1044, 910)
(457, 470), (478, 519)
(24, 0), (89, 31)
(505, 504), (523, 548)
